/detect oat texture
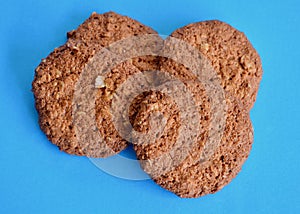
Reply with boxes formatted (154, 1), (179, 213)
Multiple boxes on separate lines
(32, 12), (159, 157)
(170, 20), (263, 110)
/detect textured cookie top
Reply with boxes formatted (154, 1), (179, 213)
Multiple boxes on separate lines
(132, 57), (221, 179)
(133, 93), (253, 198)
(67, 12), (156, 48)
(155, 100), (253, 198)
(170, 20), (263, 110)
(32, 12), (159, 157)
(132, 91), (181, 160)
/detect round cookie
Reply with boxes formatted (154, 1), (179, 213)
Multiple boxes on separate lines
(133, 92), (253, 198)
(32, 12), (160, 157)
(169, 20), (263, 111)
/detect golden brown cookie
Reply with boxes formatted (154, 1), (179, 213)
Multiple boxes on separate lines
(169, 20), (263, 110)
(32, 12), (160, 157)
(133, 90), (252, 197)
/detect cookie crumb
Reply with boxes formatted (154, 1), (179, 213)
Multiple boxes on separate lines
(95, 76), (106, 88)
(202, 43), (209, 51)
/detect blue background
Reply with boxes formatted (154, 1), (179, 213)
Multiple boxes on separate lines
(1, 0), (299, 213)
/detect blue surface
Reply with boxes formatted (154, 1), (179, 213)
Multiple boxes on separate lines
(1, 0), (299, 213)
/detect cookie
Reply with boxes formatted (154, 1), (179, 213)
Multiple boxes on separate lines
(133, 91), (253, 198)
(32, 12), (160, 157)
(169, 20), (263, 110)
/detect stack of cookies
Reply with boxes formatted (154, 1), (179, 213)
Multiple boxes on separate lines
(32, 12), (262, 198)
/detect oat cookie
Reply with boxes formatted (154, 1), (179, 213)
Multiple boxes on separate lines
(169, 20), (263, 110)
(133, 94), (252, 198)
(32, 12), (159, 157)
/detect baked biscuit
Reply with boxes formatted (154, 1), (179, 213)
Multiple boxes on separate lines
(32, 12), (159, 157)
(169, 20), (262, 110)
